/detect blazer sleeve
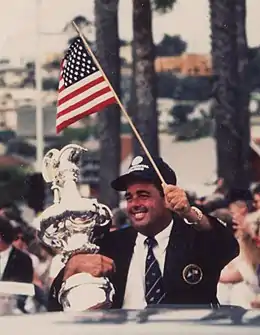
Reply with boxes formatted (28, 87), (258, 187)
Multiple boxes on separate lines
(202, 215), (239, 269)
(208, 216), (239, 269)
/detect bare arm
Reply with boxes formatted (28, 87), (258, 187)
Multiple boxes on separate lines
(219, 265), (243, 284)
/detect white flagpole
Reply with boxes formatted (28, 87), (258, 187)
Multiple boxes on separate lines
(35, 0), (44, 172)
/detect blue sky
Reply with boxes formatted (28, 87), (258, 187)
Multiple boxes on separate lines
(1, 0), (260, 62)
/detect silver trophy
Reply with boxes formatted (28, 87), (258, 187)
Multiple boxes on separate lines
(35, 144), (115, 311)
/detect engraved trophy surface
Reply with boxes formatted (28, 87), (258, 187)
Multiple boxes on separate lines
(36, 144), (114, 310)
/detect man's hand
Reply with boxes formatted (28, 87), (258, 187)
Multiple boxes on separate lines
(163, 184), (211, 230)
(163, 184), (191, 216)
(63, 254), (115, 281)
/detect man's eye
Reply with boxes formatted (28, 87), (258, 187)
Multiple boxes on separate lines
(140, 194), (149, 199)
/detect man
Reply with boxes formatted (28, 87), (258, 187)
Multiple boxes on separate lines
(48, 155), (239, 311)
(0, 217), (33, 283)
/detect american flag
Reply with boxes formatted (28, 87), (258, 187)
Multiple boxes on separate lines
(56, 37), (117, 133)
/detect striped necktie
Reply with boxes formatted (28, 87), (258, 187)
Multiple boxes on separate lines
(144, 237), (165, 305)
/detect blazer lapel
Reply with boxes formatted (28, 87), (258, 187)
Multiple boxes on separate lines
(163, 214), (196, 301)
(111, 227), (137, 308)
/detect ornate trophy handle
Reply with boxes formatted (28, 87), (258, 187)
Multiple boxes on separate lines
(97, 204), (113, 227)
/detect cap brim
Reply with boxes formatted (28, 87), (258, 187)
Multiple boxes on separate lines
(111, 172), (154, 191)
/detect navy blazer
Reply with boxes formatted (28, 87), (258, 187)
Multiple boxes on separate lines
(2, 247), (33, 283)
(48, 213), (239, 311)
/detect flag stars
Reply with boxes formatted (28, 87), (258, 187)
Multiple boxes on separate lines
(62, 38), (99, 87)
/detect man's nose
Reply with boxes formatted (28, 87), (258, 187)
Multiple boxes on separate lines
(129, 196), (142, 207)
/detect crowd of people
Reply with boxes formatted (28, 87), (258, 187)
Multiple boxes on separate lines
(0, 155), (260, 313)
(195, 180), (260, 309)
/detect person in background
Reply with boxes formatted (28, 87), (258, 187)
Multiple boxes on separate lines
(0, 217), (34, 313)
(12, 226), (41, 287)
(0, 217), (33, 283)
(252, 185), (260, 212)
(217, 206), (260, 309)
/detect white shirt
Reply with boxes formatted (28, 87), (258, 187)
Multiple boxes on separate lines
(0, 246), (12, 279)
(217, 256), (260, 309)
(122, 221), (173, 309)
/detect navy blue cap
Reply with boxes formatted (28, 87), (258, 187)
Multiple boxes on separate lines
(111, 155), (177, 191)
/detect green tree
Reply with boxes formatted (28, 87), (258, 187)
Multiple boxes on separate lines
(156, 34), (187, 57)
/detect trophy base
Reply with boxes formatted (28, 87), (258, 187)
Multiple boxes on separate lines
(58, 273), (114, 311)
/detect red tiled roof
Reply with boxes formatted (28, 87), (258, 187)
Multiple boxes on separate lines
(155, 54), (212, 76)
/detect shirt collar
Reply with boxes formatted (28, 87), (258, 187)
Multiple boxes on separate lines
(0, 245), (12, 258)
(136, 220), (173, 251)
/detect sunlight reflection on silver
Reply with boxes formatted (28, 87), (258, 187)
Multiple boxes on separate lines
(36, 144), (113, 264)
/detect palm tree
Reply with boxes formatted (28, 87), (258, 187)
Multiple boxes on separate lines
(209, 0), (250, 192)
(132, 0), (176, 156)
(94, 0), (121, 209)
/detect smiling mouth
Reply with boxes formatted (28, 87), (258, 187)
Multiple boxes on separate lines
(132, 212), (147, 221)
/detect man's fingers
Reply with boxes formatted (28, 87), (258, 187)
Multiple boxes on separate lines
(98, 255), (116, 273)
(63, 254), (116, 280)
(163, 184), (177, 195)
(100, 255), (115, 266)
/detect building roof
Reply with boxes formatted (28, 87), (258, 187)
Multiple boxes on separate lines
(155, 54), (212, 76)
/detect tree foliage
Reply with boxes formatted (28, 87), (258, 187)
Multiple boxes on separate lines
(152, 0), (177, 13)
(156, 34), (187, 56)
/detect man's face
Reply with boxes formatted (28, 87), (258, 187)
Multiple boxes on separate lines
(229, 201), (248, 218)
(253, 193), (260, 210)
(12, 234), (26, 251)
(124, 181), (170, 235)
